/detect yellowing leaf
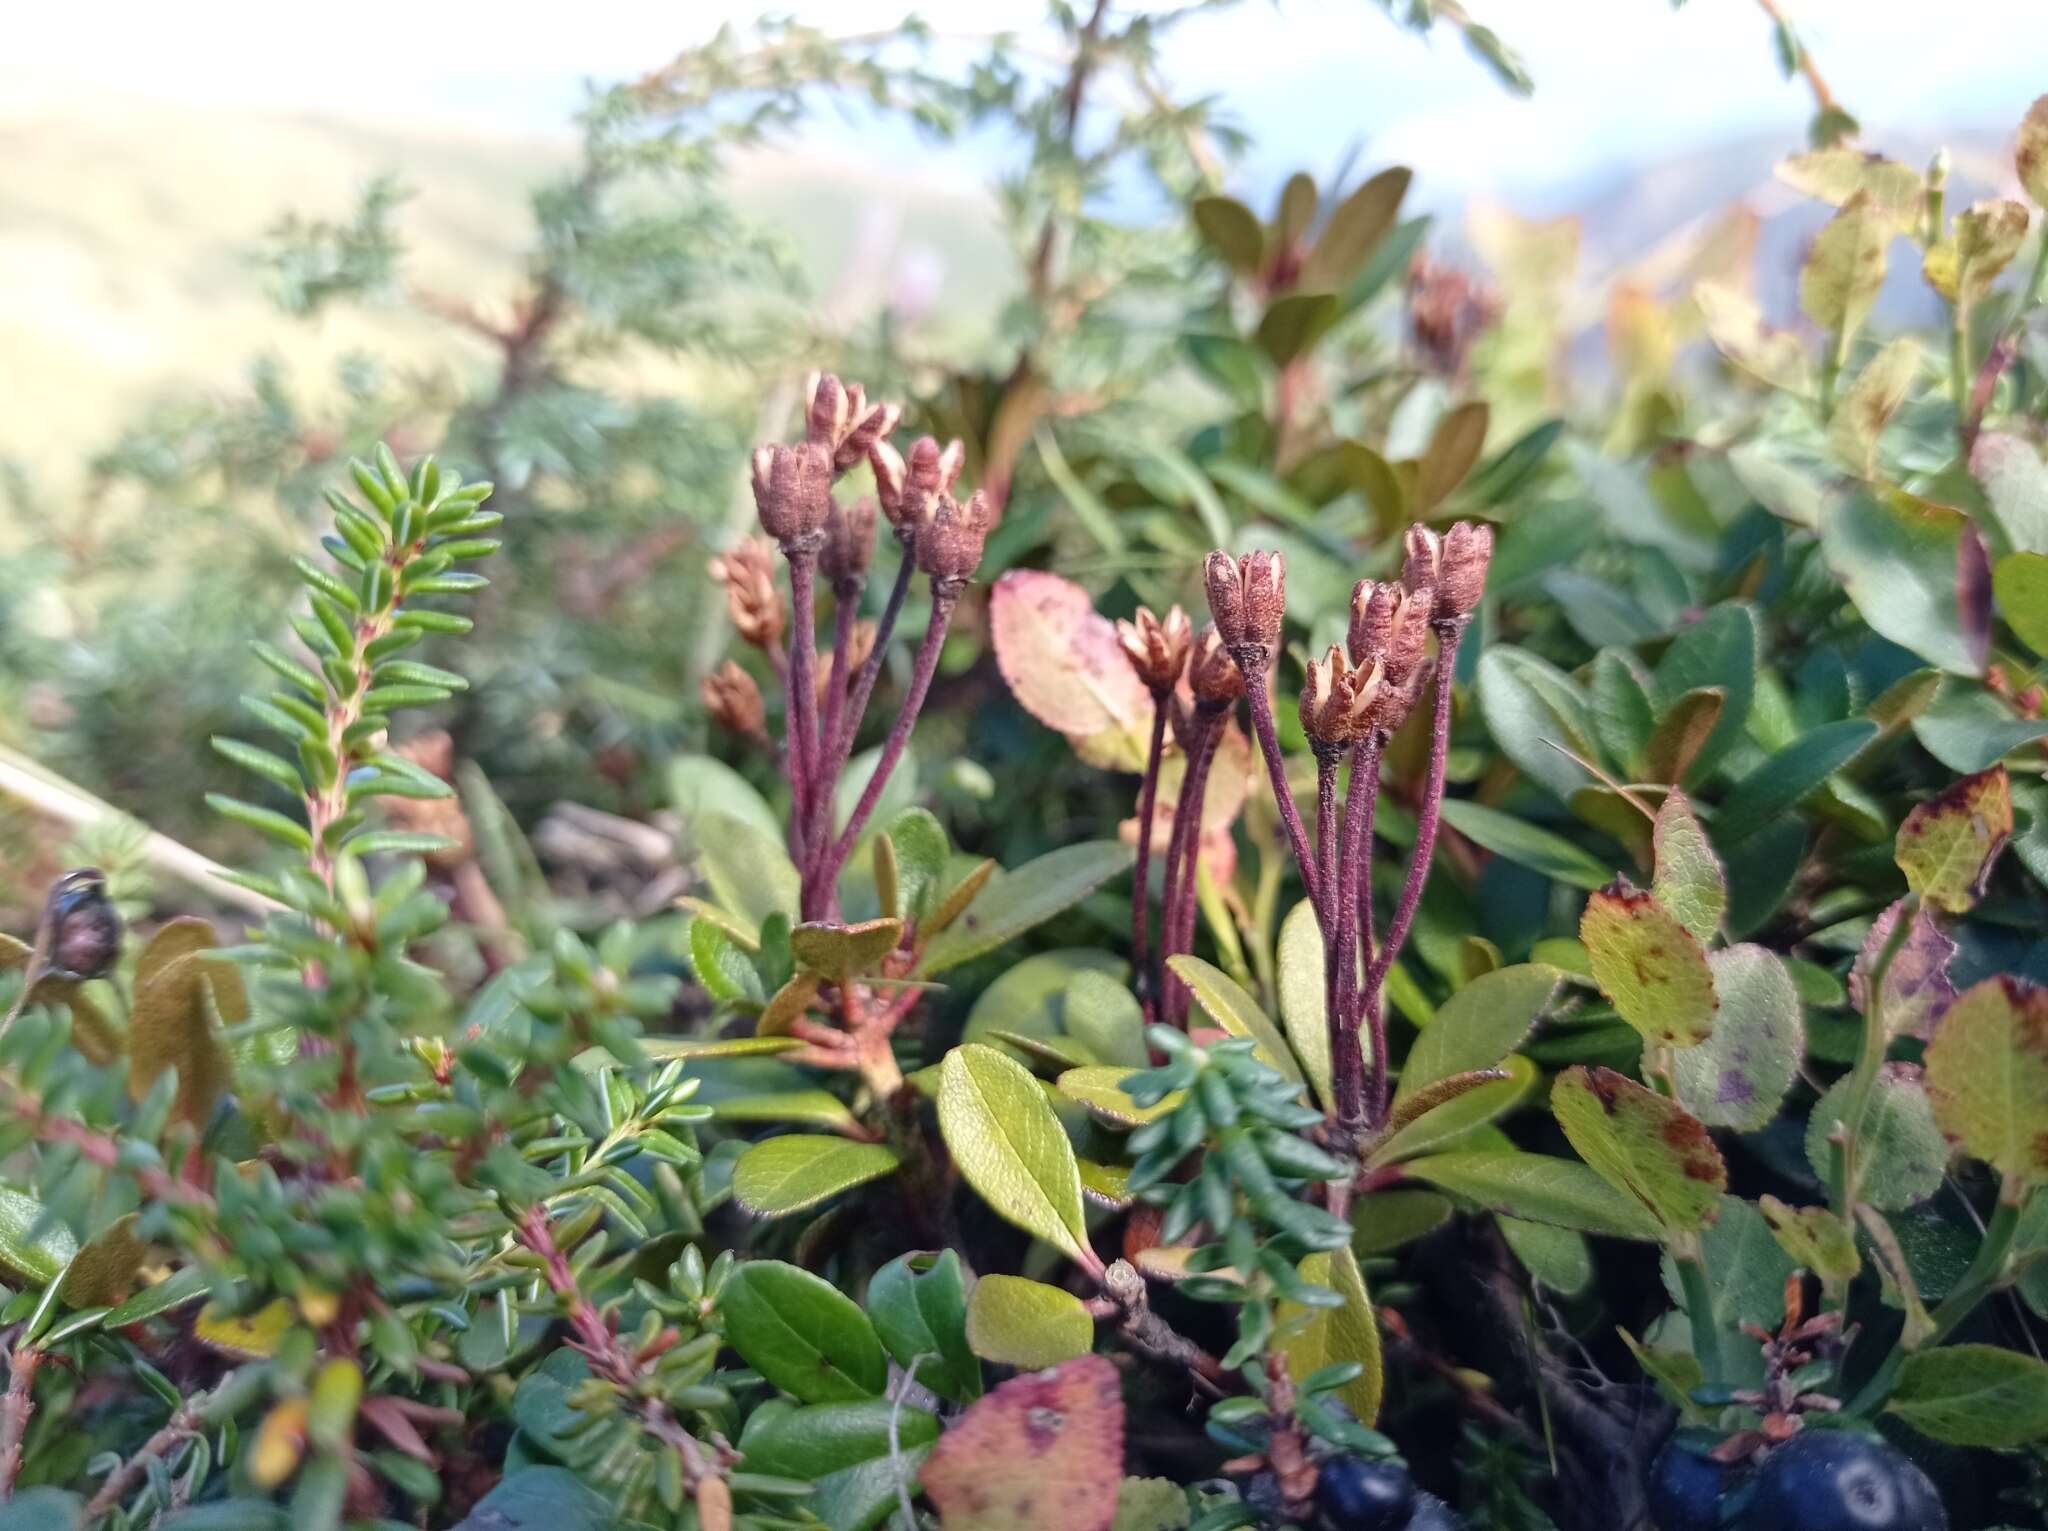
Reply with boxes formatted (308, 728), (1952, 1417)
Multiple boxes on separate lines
(989, 569), (1154, 770)
(1276, 1247), (1381, 1425)
(1895, 765), (2012, 913)
(1168, 955), (1302, 1084)
(1650, 791), (1724, 945)
(1799, 191), (1889, 346)
(963, 1275), (1094, 1369)
(196, 1298), (295, 1359)
(1777, 148), (1924, 234)
(789, 918), (903, 980)
(1827, 337), (1920, 476)
(1580, 879), (1717, 1048)
(938, 1045), (1096, 1273)
(128, 941), (240, 1127)
(731, 1136), (900, 1218)
(1758, 1196), (1861, 1290)
(1694, 283), (1809, 393)
(1924, 975), (2048, 1185)
(1924, 200), (2030, 305)
(922, 1356), (1124, 1531)
(1552, 1066), (1725, 1234)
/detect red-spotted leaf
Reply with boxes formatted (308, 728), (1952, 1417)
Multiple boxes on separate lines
(922, 1354), (1124, 1531)
(1552, 1066), (1726, 1234)
(1580, 879), (1717, 1049)
(1894, 765), (2012, 913)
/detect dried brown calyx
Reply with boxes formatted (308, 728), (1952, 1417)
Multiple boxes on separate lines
(821, 496), (878, 594)
(804, 371), (901, 475)
(749, 441), (834, 549)
(1187, 626), (1246, 707)
(702, 660), (767, 742)
(1400, 521), (1492, 625)
(1203, 549), (1286, 665)
(1298, 646), (1380, 751)
(708, 536), (785, 651)
(871, 435), (964, 544)
(1117, 605), (1192, 695)
(913, 490), (996, 590)
(1347, 578), (1434, 692)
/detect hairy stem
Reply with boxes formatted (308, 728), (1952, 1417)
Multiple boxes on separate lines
(809, 581), (862, 863)
(1132, 700), (1171, 1018)
(1369, 622), (1465, 990)
(834, 546), (916, 766)
(1167, 725), (1225, 1027)
(0, 1347), (40, 1500)
(817, 585), (958, 911)
(1242, 668), (1322, 914)
(785, 548), (824, 855)
(1330, 735), (1384, 1143)
(1158, 709), (1223, 1026)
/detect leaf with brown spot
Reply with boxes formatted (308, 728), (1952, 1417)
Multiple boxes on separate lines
(1827, 337), (1919, 476)
(1644, 688), (1725, 787)
(1799, 191), (1889, 347)
(1552, 1066), (1726, 1233)
(1924, 975), (2048, 1186)
(1650, 790), (1724, 945)
(2022, 95), (2048, 209)
(1851, 899), (1957, 1040)
(922, 1354), (1124, 1531)
(1924, 200), (2031, 306)
(1580, 879), (1717, 1049)
(1758, 1196), (1861, 1291)
(1894, 765), (2012, 913)
(1777, 148), (1925, 234)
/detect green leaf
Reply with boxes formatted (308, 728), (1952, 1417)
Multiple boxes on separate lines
(1712, 720), (1877, 844)
(868, 1250), (981, 1403)
(732, 1136), (901, 1219)
(1799, 191), (1888, 346)
(1806, 1066), (1946, 1211)
(1256, 292), (1340, 366)
(1056, 1067), (1182, 1128)
(1994, 550), (2048, 655)
(735, 1397), (940, 1480)
(1889, 1344), (2048, 1447)
(1372, 1057), (1537, 1167)
(1673, 946), (1803, 1133)
(1924, 975), (2048, 1185)
(449, 1467), (613, 1531)
(835, 741), (919, 844)
(1552, 1066), (1726, 1233)
(0, 1186), (75, 1288)
(1645, 689), (1725, 788)
(1660, 1195), (1796, 1382)
(1651, 791), (1725, 944)
(687, 917), (763, 1005)
(1395, 964), (1559, 1104)
(128, 949), (239, 1128)
(1062, 970), (1150, 1071)
(670, 754), (780, 843)
(1580, 879), (1718, 1049)
(1895, 765), (2013, 913)
(1168, 955), (1302, 1085)
(938, 1045), (1095, 1271)
(791, 919), (904, 981)
(1819, 487), (1984, 677)
(210, 737), (304, 796)
(1300, 167), (1410, 290)
(1275, 899), (1332, 1109)
(1348, 1189), (1453, 1255)
(917, 841), (1131, 977)
(1112, 1478), (1193, 1531)
(1437, 799), (1610, 891)
(205, 794), (312, 852)
(964, 1274), (1094, 1369)
(1191, 195), (1265, 274)
(1275, 1247), (1381, 1425)
(1402, 1151), (1660, 1240)
(694, 810), (799, 930)
(718, 1260), (887, 1403)
(1652, 605), (1757, 783)
(885, 808), (951, 926)
(1500, 1218), (1593, 1296)
(1476, 648), (1599, 801)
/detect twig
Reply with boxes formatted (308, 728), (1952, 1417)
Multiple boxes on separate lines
(1131, 701), (1171, 1016)
(0, 1346), (41, 1499)
(82, 1380), (222, 1522)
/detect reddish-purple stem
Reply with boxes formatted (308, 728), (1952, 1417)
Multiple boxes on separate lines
(1242, 669), (1322, 914)
(1368, 622), (1464, 992)
(1131, 699), (1171, 1019)
(805, 585), (862, 883)
(813, 586), (958, 915)
(1166, 727), (1224, 1027)
(1158, 709), (1223, 1026)
(1329, 734), (1382, 1138)
(834, 548), (917, 765)
(786, 550), (824, 848)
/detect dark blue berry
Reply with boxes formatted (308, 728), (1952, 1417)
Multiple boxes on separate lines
(1314, 1456), (1415, 1530)
(1742, 1432), (1948, 1531)
(1648, 1431), (1743, 1531)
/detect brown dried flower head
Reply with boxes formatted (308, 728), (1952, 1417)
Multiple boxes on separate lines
(1347, 578), (1434, 688)
(871, 435), (964, 540)
(1408, 254), (1503, 380)
(821, 496), (878, 591)
(1299, 646), (1384, 748)
(709, 536), (785, 650)
(1401, 524), (1442, 594)
(1203, 549), (1286, 658)
(751, 440), (834, 547)
(702, 660), (767, 740)
(1187, 625), (1245, 706)
(1439, 520), (1493, 618)
(1117, 605), (1192, 694)
(914, 489), (996, 587)
(804, 373), (903, 475)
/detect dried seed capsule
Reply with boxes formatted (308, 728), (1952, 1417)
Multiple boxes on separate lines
(1187, 625), (1245, 706)
(805, 373), (903, 474)
(45, 869), (119, 981)
(701, 661), (766, 739)
(1439, 520), (1493, 618)
(1298, 647), (1363, 747)
(1401, 523), (1442, 594)
(708, 536), (785, 650)
(750, 440), (834, 546)
(1117, 605), (1192, 694)
(1203, 549), (1286, 658)
(1383, 583), (1434, 686)
(821, 496), (877, 592)
(1347, 579), (1395, 667)
(914, 490), (995, 587)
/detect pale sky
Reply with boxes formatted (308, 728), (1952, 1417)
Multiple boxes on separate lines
(8, 1), (2046, 203)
